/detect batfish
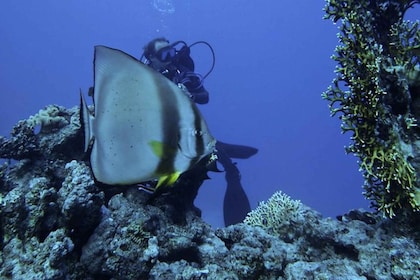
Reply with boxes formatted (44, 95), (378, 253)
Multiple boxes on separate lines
(81, 45), (216, 188)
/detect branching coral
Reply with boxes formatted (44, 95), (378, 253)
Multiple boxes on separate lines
(243, 191), (307, 238)
(28, 105), (69, 134)
(323, 0), (420, 217)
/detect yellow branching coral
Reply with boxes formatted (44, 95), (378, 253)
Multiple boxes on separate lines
(323, 0), (420, 217)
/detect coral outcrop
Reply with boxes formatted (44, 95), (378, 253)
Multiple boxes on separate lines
(323, 0), (420, 217)
(1, 105), (419, 279)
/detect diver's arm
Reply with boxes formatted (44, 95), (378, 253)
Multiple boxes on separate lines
(191, 88), (209, 104)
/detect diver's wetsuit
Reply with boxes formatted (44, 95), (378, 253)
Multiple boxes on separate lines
(155, 44), (209, 104)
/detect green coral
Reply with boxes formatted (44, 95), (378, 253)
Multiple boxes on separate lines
(323, 0), (420, 217)
(125, 222), (152, 248)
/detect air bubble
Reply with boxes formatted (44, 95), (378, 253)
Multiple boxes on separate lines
(152, 0), (175, 14)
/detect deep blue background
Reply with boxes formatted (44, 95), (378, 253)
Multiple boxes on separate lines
(1, 1), (417, 227)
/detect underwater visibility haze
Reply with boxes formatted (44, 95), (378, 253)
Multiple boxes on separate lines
(0, 0), (383, 228)
(1, 0), (420, 279)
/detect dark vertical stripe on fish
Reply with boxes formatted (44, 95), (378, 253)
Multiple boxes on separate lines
(154, 76), (180, 174)
(190, 104), (204, 168)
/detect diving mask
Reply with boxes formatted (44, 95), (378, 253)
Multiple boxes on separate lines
(155, 41), (188, 63)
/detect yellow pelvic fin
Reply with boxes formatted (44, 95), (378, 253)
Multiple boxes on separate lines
(156, 172), (182, 189)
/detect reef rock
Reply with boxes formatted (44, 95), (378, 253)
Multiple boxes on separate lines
(0, 105), (419, 279)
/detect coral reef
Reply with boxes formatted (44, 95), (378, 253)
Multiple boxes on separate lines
(323, 0), (420, 217)
(0, 105), (419, 279)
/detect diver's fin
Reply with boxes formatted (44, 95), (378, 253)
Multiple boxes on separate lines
(216, 141), (258, 159)
(224, 177), (251, 226)
(217, 143), (252, 226)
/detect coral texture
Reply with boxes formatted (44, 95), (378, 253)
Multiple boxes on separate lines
(0, 105), (419, 279)
(243, 191), (316, 240)
(323, 0), (420, 217)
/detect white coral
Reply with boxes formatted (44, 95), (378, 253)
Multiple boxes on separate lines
(27, 105), (68, 133)
(243, 191), (304, 236)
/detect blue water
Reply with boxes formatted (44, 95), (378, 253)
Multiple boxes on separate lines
(4, 1), (415, 228)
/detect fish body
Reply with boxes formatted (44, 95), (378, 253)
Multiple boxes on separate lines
(81, 45), (216, 188)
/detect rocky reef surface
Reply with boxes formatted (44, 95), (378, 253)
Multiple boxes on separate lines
(0, 105), (419, 279)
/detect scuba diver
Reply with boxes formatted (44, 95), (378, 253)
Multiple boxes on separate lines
(140, 37), (258, 226)
(140, 37), (210, 104)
